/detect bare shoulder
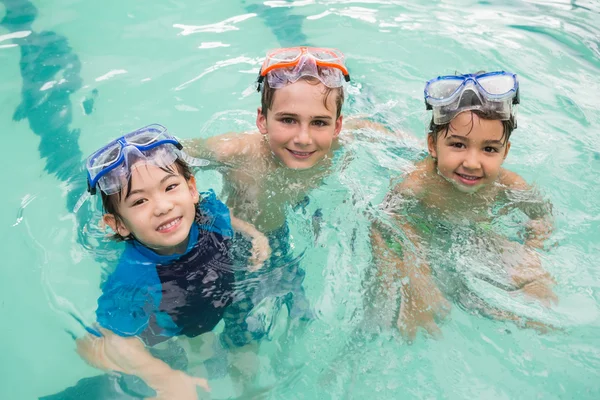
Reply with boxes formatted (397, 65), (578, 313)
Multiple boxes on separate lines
(390, 161), (428, 199)
(499, 168), (529, 190)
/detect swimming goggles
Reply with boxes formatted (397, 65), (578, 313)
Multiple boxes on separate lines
(424, 71), (520, 125)
(257, 46), (351, 91)
(74, 124), (208, 212)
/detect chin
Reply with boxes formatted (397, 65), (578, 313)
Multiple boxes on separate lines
(449, 178), (485, 193)
(281, 158), (317, 170)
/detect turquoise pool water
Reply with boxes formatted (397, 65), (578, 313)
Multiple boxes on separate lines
(1, 0), (600, 398)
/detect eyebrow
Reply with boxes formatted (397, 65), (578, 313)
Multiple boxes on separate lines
(446, 135), (504, 146)
(446, 135), (467, 141)
(124, 173), (178, 200)
(482, 140), (505, 146)
(274, 112), (333, 120)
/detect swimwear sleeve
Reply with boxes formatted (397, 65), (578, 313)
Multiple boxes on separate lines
(199, 189), (233, 237)
(95, 259), (161, 337)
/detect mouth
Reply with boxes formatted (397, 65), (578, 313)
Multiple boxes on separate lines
(286, 149), (316, 159)
(156, 217), (182, 233)
(455, 172), (483, 186)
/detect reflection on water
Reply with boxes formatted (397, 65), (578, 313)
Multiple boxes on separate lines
(1, 0), (600, 399)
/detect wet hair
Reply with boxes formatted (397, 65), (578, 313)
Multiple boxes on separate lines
(101, 158), (194, 241)
(429, 70), (516, 146)
(260, 75), (345, 119)
(428, 109), (516, 146)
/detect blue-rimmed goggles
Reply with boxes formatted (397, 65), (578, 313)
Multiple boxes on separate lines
(424, 71), (520, 125)
(74, 124), (208, 213)
(85, 124), (208, 196)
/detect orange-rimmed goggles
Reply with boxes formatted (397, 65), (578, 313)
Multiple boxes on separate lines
(257, 46), (350, 91)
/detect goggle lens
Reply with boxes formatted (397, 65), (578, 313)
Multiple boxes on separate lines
(477, 74), (515, 96)
(426, 78), (464, 100)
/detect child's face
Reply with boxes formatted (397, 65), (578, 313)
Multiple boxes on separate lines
(256, 79), (343, 170)
(428, 111), (511, 193)
(103, 162), (199, 255)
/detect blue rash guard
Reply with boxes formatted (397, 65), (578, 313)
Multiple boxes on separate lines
(96, 190), (235, 346)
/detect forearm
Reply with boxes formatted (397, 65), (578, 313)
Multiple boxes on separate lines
(230, 215), (260, 239)
(182, 138), (212, 160)
(77, 332), (180, 389)
(371, 224), (433, 298)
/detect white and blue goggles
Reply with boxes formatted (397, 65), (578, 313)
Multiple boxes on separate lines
(74, 124), (208, 213)
(424, 71), (520, 125)
(86, 124), (208, 195)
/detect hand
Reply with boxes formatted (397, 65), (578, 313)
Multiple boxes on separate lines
(77, 328), (150, 373)
(76, 329), (130, 373)
(397, 276), (450, 342)
(509, 247), (558, 307)
(248, 232), (271, 272)
(149, 370), (210, 400)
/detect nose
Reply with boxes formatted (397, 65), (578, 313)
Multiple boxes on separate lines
(293, 124), (313, 146)
(153, 196), (174, 216)
(462, 149), (482, 171)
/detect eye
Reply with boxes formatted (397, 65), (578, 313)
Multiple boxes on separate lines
(450, 142), (466, 149)
(484, 146), (499, 153)
(312, 120), (328, 127)
(281, 117), (295, 124)
(166, 183), (179, 191)
(131, 198), (147, 207)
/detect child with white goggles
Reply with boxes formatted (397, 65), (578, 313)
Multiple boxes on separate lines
(424, 71), (520, 125)
(370, 69), (557, 341)
(257, 46), (350, 91)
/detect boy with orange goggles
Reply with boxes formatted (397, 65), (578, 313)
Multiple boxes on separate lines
(257, 46), (351, 91)
(183, 45), (352, 386)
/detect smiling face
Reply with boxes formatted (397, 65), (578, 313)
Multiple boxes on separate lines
(103, 162), (199, 255)
(428, 111), (511, 193)
(256, 79), (343, 170)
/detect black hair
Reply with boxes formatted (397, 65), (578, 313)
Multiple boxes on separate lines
(428, 110), (516, 145)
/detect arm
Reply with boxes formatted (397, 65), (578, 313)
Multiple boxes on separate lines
(502, 170), (554, 249)
(371, 221), (449, 341)
(371, 180), (450, 340)
(77, 329), (209, 400)
(183, 132), (256, 164)
(230, 214), (271, 271)
(87, 268), (209, 399)
(343, 117), (418, 142)
(499, 171), (558, 305)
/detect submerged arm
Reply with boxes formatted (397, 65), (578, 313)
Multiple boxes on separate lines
(77, 329), (209, 400)
(503, 171), (555, 249)
(230, 214), (271, 271)
(500, 172), (558, 305)
(183, 132), (255, 165)
(370, 184), (449, 340)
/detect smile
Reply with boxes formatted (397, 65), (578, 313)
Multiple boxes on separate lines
(287, 149), (316, 159)
(455, 172), (483, 185)
(157, 217), (182, 232)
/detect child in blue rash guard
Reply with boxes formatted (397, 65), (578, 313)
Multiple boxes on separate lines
(371, 71), (558, 340)
(72, 124), (270, 399)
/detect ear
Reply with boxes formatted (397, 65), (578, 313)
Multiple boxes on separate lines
(187, 176), (199, 203)
(256, 107), (268, 135)
(427, 134), (438, 158)
(503, 141), (511, 160)
(103, 214), (131, 237)
(333, 115), (343, 138)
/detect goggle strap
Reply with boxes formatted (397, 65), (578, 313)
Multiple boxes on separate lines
(513, 88), (520, 105)
(73, 192), (91, 213)
(256, 71), (265, 92)
(179, 151), (210, 167)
